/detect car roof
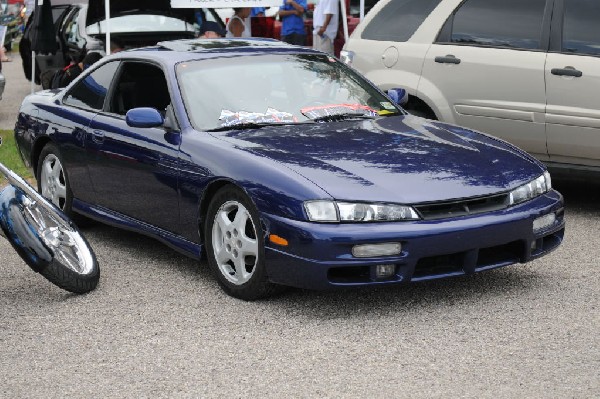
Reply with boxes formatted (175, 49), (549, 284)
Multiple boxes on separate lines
(118, 38), (325, 64)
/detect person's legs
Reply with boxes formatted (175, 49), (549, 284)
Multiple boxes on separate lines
(312, 34), (333, 54)
(282, 33), (306, 46)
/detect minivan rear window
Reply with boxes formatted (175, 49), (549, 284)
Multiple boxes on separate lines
(361, 0), (442, 42)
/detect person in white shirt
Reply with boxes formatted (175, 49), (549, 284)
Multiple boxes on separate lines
(226, 8), (252, 38)
(312, 0), (339, 54)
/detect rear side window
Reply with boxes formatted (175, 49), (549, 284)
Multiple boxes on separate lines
(362, 0), (442, 42)
(449, 0), (547, 50)
(562, 0), (600, 56)
(64, 61), (119, 110)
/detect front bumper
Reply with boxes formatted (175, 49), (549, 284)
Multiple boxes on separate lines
(262, 190), (565, 290)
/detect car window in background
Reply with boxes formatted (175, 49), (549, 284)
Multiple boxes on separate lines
(562, 0), (600, 56)
(86, 15), (195, 34)
(450, 0), (547, 50)
(64, 61), (119, 110)
(361, 0), (442, 42)
(64, 8), (86, 48)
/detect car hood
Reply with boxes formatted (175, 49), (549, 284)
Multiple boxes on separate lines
(213, 115), (544, 204)
(86, 0), (196, 26)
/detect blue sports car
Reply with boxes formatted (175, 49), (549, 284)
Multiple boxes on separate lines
(14, 39), (564, 300)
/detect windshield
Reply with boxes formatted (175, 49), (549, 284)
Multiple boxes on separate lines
(177, 53), (401, 131)
(86, 14), (195, 34)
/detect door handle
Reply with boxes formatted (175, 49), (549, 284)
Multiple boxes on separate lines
(551, 67), (582, 78)
(435, 55), (461, 64)
(91, 130), (105, 143)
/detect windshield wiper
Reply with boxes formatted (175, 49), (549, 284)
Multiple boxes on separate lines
(207, 121), (299, 132)
(309, 112), (377, 123)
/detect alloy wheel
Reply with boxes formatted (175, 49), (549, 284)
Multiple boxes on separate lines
(40, 154), (67, 210)
(211, 200), (259, 285)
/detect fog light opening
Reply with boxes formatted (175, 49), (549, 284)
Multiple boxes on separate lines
(352, 242), (402, 258)
(375, 264), (396, 279)
(533, 213), (556, 234)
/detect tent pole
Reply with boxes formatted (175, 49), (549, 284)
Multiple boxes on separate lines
(105, 0), (110, 55)
(340, 0), (349, 42)
(360, 0), (364, 21)
(31, 50), (35, 94)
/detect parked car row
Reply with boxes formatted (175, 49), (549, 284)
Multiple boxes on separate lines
(342, 0), (600, 177)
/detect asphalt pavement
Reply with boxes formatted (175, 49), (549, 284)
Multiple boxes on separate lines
(0, 49), (599, 398)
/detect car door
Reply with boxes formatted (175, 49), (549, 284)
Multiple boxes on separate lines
(545, 0), (600, 167)
(86, 61), (182, 234)
(59, 5), (87, 63)
(59, 60), (120, 204)
(418, 0), (552, 160)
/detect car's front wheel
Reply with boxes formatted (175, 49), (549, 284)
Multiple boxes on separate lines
(205, 185), (280, 300)
(37, 143), (74, 216)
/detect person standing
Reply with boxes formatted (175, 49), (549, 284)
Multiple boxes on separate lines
(312, 0), (338, 54)
(278, 0), (307, 46)
(226, 8), (252, 38)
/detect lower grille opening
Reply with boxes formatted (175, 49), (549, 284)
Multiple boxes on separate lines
(413, 253), (465, 278)
(532, 228), (564, 256)
(328, 266), (370, 283)
(477, 240), (523, 268)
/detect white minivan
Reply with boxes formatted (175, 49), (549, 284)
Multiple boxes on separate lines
(342, 0), (600, 175)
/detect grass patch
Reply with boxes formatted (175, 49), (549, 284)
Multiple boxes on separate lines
(0, 129), (33, 180)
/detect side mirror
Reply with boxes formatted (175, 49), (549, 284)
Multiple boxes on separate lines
(126, 107), (164, 128)
(387, 88), (409, 106)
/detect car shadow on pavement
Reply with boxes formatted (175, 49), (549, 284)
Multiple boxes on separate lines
(73, 222), (551, 318)
(553, 178), (600, 213)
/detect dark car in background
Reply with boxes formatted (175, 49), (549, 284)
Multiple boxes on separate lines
(20, 0), (205, 84)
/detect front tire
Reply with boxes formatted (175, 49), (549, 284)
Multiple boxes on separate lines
(37, 143), (74, 216)
(205, 185), (280, 300)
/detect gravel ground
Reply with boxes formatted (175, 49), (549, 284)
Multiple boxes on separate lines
(1, 49), (599, 398)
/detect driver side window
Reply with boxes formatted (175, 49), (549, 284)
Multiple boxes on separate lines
(108, 62), (171, 117)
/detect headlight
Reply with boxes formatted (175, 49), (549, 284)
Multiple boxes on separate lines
(509, 171), (552, 206)
(305, 200), (420, 222)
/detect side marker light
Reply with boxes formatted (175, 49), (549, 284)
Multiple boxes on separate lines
(269, 234), (289, 246)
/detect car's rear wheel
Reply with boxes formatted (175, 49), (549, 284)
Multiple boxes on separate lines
(205, 185), (281, 300)
(37, 143), (73, 215)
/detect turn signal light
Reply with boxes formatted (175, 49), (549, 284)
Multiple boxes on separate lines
(269, 234), (288, 246)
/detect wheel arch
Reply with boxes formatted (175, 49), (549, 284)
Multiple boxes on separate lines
(197, 178), (248, 245)
(31, 136), (53, 176)
(412, 76), (456, 123)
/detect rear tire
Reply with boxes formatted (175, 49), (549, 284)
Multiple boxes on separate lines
(205, 185), (283, 300)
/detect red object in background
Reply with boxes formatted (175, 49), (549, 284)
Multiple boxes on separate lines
(250, 17), (276, 39)
(7, 0), (24, 4)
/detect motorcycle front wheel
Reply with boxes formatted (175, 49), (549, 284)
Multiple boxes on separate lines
(1, 166), (99, 294)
